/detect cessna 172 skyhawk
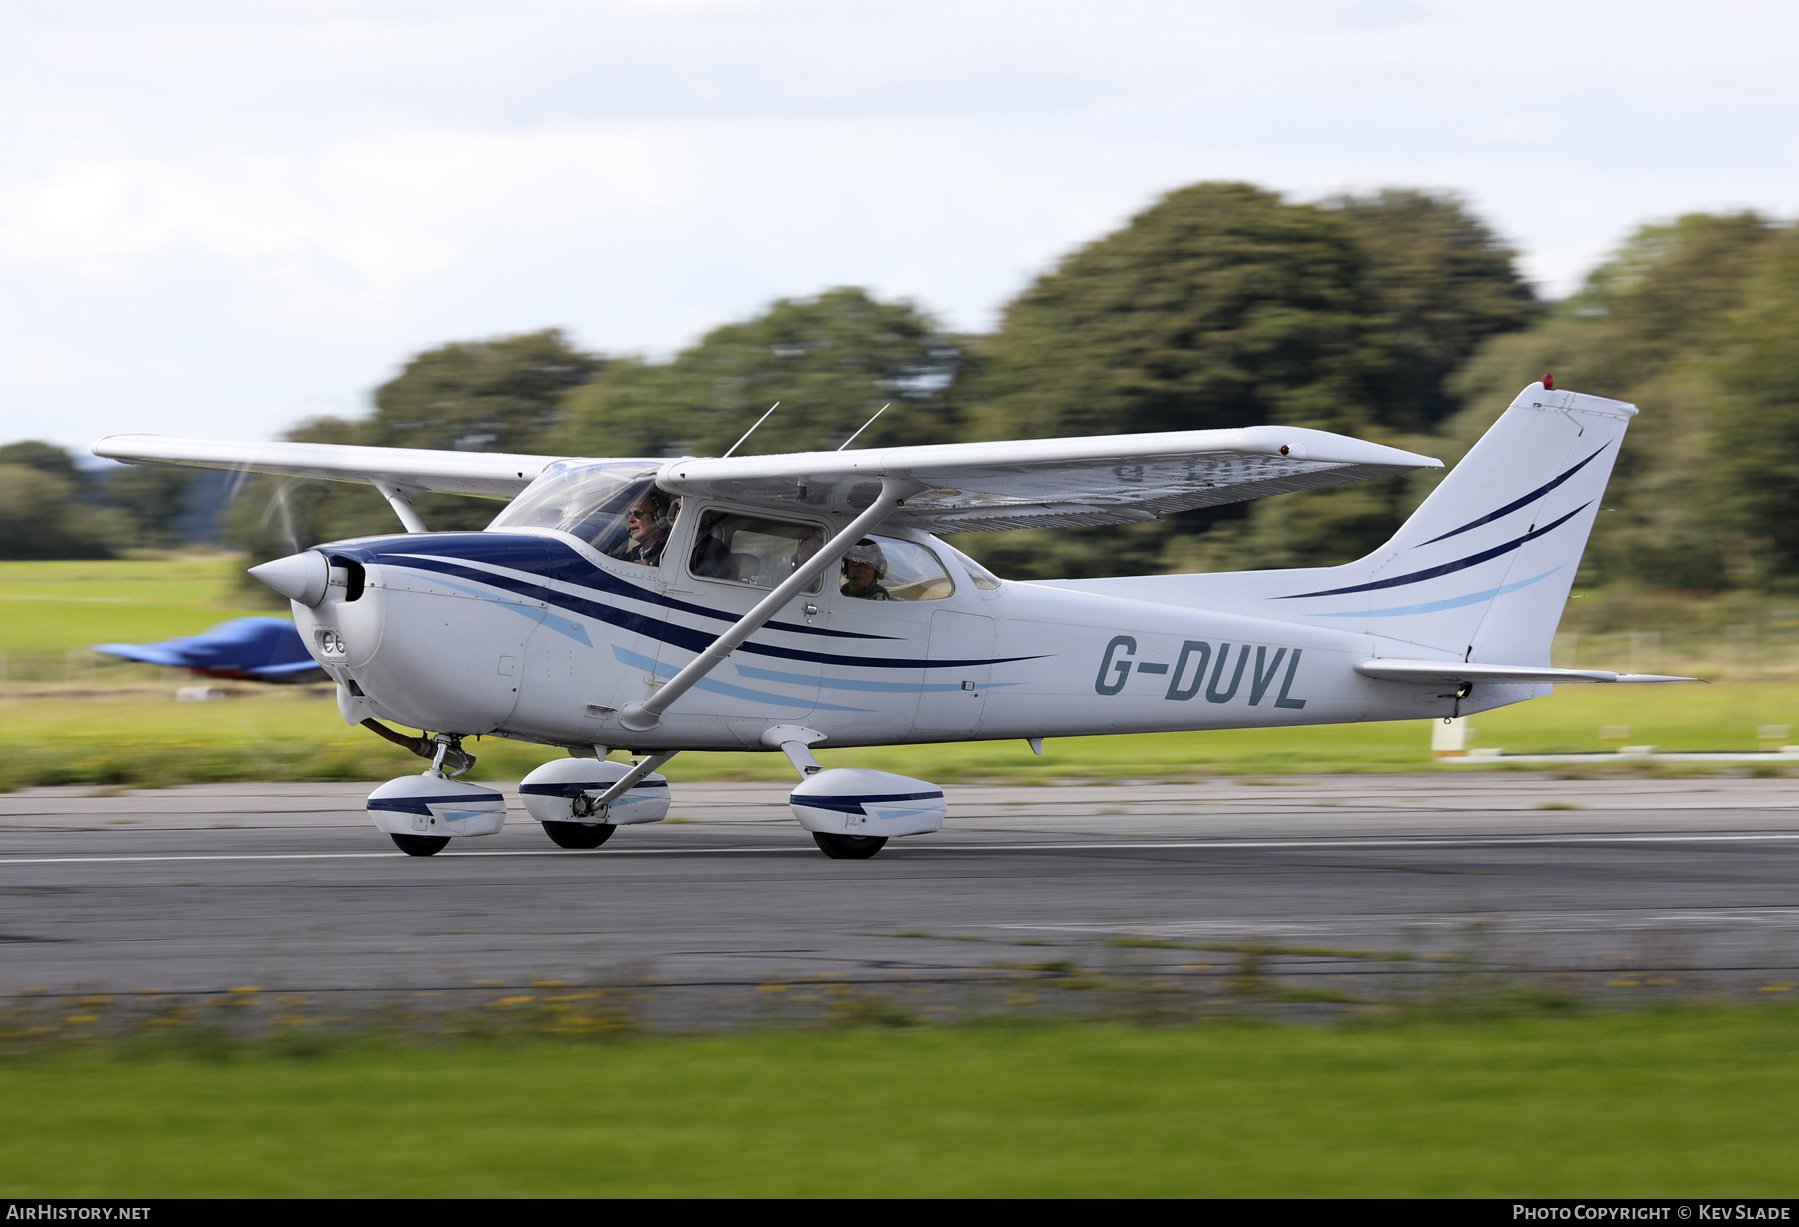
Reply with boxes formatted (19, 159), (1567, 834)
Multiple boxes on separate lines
(95, 381), (1686, 859)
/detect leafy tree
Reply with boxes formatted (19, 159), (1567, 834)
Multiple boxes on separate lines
(365, 329), (604, 454)
(956, 183), (1535, 577)
(1706, 225), (1799, 588)
(0, 440), (82, 482)
(0, 465), (120, 559)
(107, 465), (195, 549)
(1324, 189), (1538, 429)
(1441, 212), (1784, 591)
(967, 182), (1387, 444)
(550, 288), (966, 460)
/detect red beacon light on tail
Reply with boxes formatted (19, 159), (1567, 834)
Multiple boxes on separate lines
(1543, 373), (1555, 390)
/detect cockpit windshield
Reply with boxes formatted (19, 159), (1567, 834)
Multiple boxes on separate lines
(486, 461), (661, 558)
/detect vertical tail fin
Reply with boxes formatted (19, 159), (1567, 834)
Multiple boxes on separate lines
(1269, 383), (1634, 663)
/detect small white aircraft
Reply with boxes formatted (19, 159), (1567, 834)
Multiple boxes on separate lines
(96, 381), (1685, 859)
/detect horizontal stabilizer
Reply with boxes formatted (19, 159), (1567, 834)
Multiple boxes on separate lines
(1355, 659), (1697, 686)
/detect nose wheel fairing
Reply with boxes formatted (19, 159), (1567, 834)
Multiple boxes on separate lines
(367, 773), (507, 841)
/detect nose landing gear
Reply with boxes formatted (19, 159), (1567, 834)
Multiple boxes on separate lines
(365, 733), (505, 857)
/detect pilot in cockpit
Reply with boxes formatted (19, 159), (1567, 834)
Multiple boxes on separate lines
(614, 490), (673, 566)
(840, 539), (891, 600)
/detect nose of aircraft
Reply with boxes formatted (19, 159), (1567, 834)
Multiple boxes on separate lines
(249, 550), (330, 607)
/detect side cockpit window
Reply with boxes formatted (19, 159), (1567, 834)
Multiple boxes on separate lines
(689, 511), (825, 593)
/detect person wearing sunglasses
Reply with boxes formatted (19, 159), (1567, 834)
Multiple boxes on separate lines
(615, 490), (673, 566)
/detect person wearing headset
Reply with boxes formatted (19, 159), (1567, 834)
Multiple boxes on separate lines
(840, 538), (891, 600)
(615, 489), (673, 566)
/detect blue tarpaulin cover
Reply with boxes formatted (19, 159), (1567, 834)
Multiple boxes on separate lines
(93, 617), (325, 683)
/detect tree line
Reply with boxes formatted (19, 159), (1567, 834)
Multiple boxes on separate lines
(0, 440), (206, 559)
(9, 181), (1796, 594)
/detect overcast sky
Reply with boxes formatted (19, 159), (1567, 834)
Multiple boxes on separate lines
(3, 0), (1795, 451)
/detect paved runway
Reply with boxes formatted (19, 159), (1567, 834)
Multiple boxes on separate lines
(3, 774), (1798, 1003)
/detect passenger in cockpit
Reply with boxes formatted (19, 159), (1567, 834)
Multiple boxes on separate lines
(840, 539), (891, 600)
(790, 532), (824, 578)
(614, 491), (673, 566)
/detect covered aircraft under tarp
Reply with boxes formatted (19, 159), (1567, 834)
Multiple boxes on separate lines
(93, 617), (326, 683)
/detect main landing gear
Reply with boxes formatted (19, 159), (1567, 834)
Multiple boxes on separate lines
(518, 755), (672, 849)
(542, 821), (616, 849)
(768, 726), (945, 861)
(812, 832), (888, 860)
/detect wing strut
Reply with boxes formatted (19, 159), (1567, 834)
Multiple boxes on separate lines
(373, 480), (428, 533)
(617, 475), (926, 732)
(589, 751), (681, 812)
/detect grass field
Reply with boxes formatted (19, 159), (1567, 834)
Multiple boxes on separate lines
(4, 683), (1799, 790)
(6, 556), (1799, 788)
(0, 556), (267, 659)
(0, 1009), (1795, 1197)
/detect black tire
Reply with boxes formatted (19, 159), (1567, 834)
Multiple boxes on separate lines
(390, 833), (450, 857)
(812, 832), (888, 860)
(543, 821), (617, 850)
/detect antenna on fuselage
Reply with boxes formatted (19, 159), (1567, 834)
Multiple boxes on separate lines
(836, 403), (891, 451)
(722, 402), (780, 458)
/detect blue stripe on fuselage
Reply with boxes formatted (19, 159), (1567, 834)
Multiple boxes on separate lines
(331, 533), (890, 639)
(1303, 566), (1565, 618)
(1276, 503), (1590, 601)
(611, 646), (874, 712)
(1412, 444), (1609, 548)
(333, 533), (1043, 672)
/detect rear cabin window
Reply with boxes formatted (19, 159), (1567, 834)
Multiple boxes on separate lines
(689, 511), (825, 593)
(839, 535), (955, 602)
(940, 541), (1003, 590)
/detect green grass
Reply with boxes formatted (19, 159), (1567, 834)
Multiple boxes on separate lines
(4, 682), (1799, 790)
(0, 556), (267, 656)
(1, 1009), (1795, 1196)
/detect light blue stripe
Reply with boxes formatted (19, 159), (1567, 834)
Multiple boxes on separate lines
(1306, 567), (1565, 619)
(611, 646), (873, 713)
(736, 663), (1014, 694)
(402, 571), (594, 645)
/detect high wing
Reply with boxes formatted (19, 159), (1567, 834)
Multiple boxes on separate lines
(92, 435), (560, 498)
(95, 424), (1438, 531)
(655, 426), (1440, 533)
